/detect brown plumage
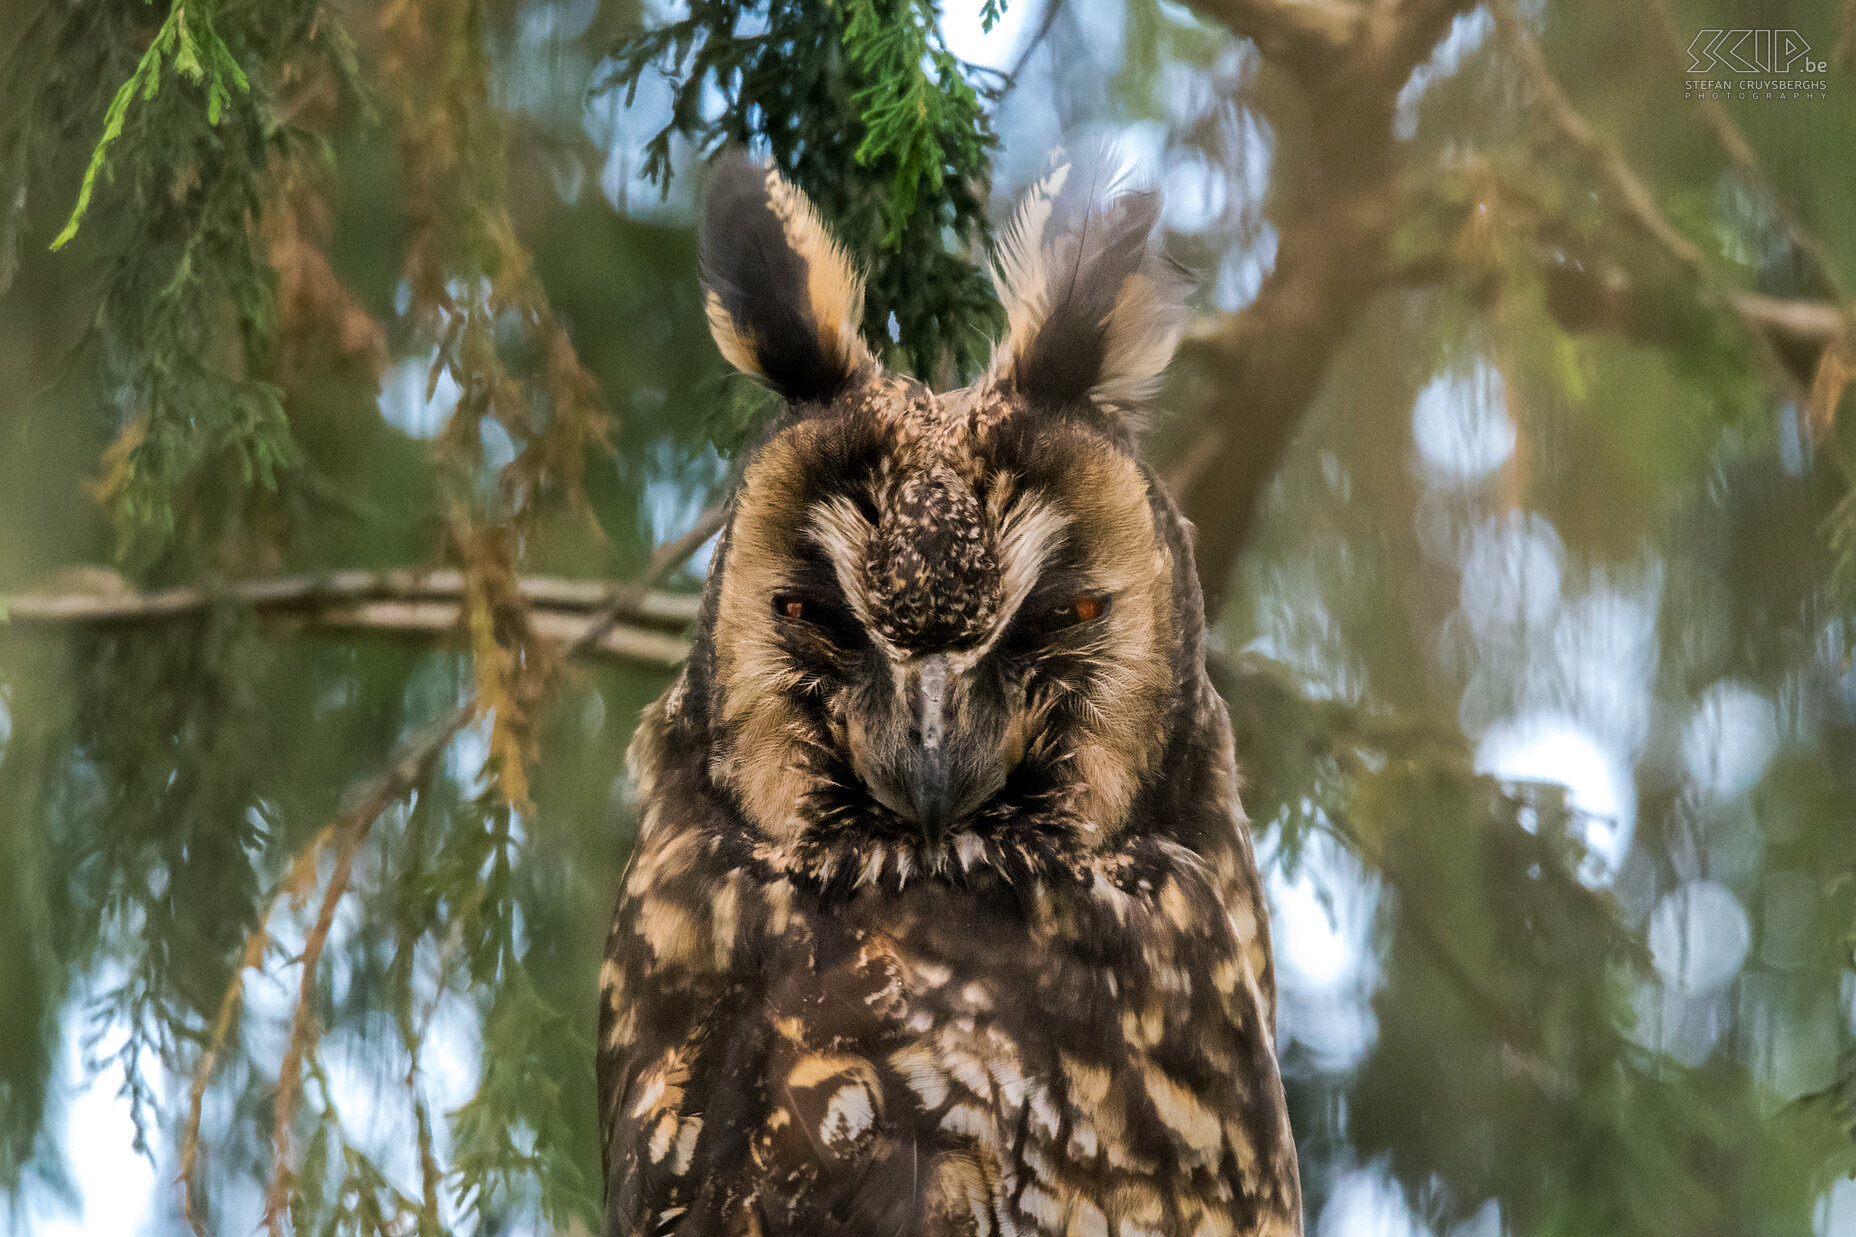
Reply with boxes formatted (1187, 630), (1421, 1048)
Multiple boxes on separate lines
(598, 150), (1301, 1237)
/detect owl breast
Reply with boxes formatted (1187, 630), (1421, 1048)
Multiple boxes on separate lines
(598, 760), (1301, 1237)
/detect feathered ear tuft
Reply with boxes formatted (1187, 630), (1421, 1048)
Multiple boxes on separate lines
(699, 152), (873, 403)
(986, 145), (1192, 421)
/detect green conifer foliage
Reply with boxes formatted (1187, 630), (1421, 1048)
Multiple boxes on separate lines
(3, 0), (348, 577)
(597, 0), (1007, 384)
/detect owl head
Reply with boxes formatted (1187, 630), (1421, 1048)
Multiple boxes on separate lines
(673, 150), (1205, 883)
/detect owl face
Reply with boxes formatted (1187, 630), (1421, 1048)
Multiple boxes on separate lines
(691, 152), (1194, 876)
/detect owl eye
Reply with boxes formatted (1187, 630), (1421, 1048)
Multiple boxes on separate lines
(1040, 592), (1112, 631)
(771, 590), (863, 647)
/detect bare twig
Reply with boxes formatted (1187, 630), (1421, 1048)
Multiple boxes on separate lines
(1734, 293), (1848, 348)
(564, 505), (725, 660)
(4, 587), (693, 666)
(1809, 328), (1856, 442)
(262, 714), (460, 1236)
(1002, 0), (1065, 86)
(178, 829), (333, 1236)
(317, 600), (691, 666)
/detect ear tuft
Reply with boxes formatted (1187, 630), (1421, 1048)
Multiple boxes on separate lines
(987, 145), (1192, 421)
(699, 152), (872, 403)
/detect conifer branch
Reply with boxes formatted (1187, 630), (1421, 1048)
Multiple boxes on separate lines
(51, 0), (252, 250)
(180, 505), (722, 1233)
(0, 568), (701, 626)
(263, 731), (444, 1237)
(597, 0), (1003, 380)
(376, 0), (618, 811)
(179, 845), (320, 1236)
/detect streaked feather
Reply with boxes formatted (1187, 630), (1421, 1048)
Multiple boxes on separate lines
(988, 143), (1192, 420)
(699, 152), (871, 401)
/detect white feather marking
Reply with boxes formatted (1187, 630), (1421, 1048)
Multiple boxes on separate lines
(942, 1046), (994, 1099)
(939, 1102), (994, 1141)
(994, 492), (1070, 630)
(631, 1073), (667, 1120)
(891, 1044), (951, 1108)
(808, 495), (877, 625)
(990, 156), (1072, 360)
(1070, 1200), (1110, 1237)
(1019, 1185), (1063, 1229)
(672, 1116), (703, 1173)
(604, 1005), (638, 1051)
(987, 1054), (1027, 1110)
(821, 1084), (876, 1145)
(1094, 267), (1190, 411)
(648, 1110), (680, 1162)
(914, 960), (953, 988)
(1026, 1080), (1062, 1140)
(703, 289), (763, 379)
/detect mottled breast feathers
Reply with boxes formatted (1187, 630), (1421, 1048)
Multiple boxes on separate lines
(598, 150), (1301, 1237)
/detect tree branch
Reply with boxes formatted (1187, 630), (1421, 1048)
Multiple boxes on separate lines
(1179, 0), (1482, 614)
(1488, 0), (1849, 428)
(1637, 0), (1845, 303)
(1486, 3), (1702, 292)
(0, 511), (727, 669)
(1187, 0), (1361, 77)
(1529, 255), (1845, 380)
(263, 716), (456, 1237)
(1174, 0), (1850, 612)
(2, 580), (694, 666)
(1003, 0), (1065, 86)
(0, 569), (699, 629)
(563, 504), (724, 660)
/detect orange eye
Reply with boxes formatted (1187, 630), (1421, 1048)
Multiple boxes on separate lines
(773, 593), (806, 621)
(1041, 592), (1110, 631)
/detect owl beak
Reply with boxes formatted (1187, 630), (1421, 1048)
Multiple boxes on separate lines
(905, 749), (959, 835)
(906, 654), (954, 827)
(895, 654), (1010, 835)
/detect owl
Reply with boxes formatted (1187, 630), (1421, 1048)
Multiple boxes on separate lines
(597, 150), (1301, 1237)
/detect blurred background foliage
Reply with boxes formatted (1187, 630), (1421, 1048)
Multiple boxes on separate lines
(0, 0), (1854, 1234)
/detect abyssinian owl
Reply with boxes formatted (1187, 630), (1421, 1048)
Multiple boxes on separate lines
(598, 151), (1301, 1237)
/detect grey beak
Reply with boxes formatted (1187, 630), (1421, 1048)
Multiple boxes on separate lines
(905, 654), (957, 831)
(852, 653), (1016, 836)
